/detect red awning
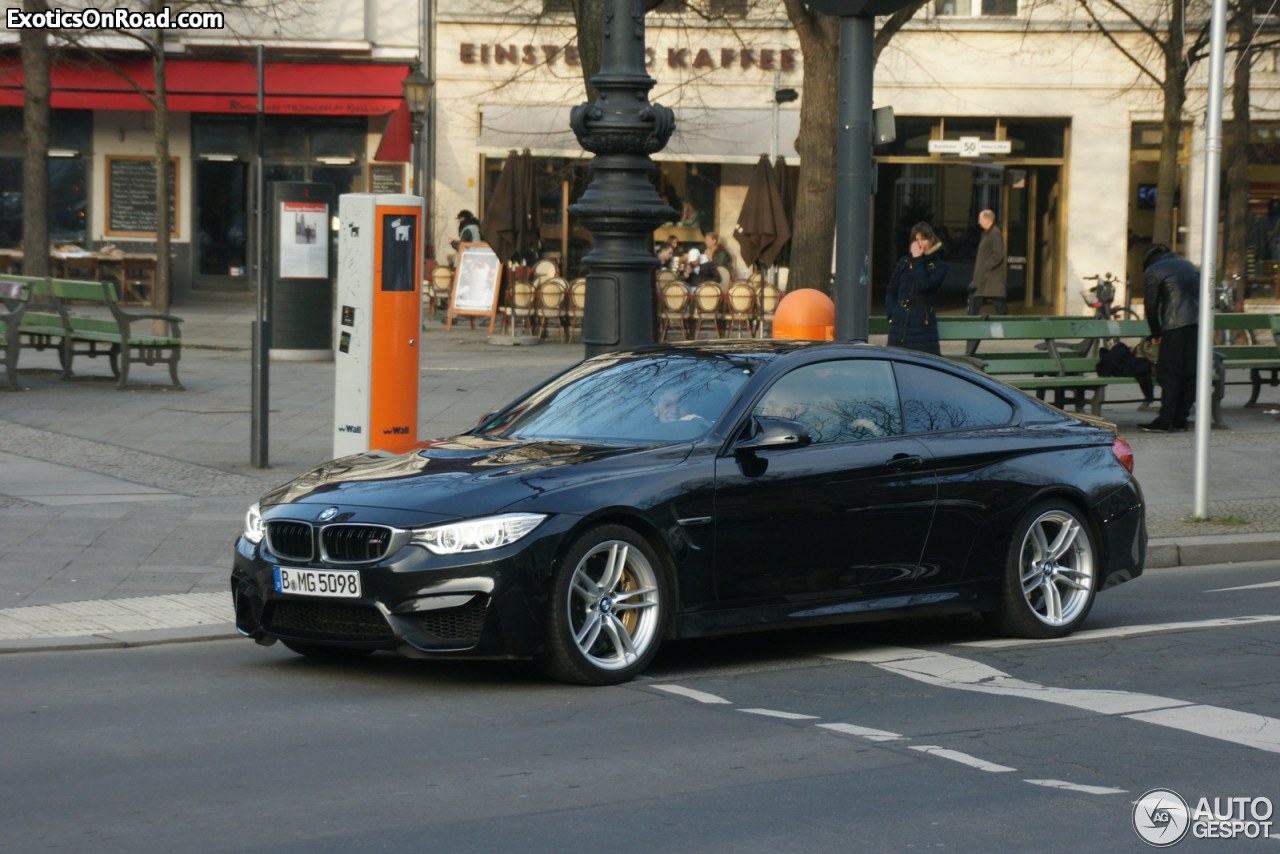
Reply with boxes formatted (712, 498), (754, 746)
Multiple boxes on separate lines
(0, 58), (410, 116)
(372, 100), (412, 163)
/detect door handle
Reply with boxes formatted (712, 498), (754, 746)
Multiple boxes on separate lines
(886, 453), (924, 472)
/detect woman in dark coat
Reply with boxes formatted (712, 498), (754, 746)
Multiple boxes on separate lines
(884, 221), (948, 355)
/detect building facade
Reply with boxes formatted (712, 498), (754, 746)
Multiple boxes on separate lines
(4, 0), (1280, 312)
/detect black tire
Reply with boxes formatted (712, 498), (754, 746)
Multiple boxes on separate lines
(991, 500), (1098, 639)
(281, 640), (375, 659)
(536, 524), (668, 686)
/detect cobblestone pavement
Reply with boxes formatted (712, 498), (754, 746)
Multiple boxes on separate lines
(1, 296), (1277, 648)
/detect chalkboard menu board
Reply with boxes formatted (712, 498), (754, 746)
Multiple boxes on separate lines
(369, 163), (405, 195)
(106, 156), (178, 236)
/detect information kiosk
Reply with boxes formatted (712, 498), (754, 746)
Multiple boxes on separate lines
(333, 193), (425, 457)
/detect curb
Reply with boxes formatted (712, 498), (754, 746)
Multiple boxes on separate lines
(1, 534), (1276, 655)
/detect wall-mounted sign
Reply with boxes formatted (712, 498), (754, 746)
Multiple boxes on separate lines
(927, 137), (1012, 157)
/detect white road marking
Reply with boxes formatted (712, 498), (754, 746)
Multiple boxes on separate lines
(909, 745), (1015, 773)
(1207, 582), (1280, 593)
(1126, 705), (1280, 755)
(650, 685), (731, 704)
(816, 722), (905, 742)
(826, 647), (1280, 755)
(738, 708), (820, 720)
(955, 615), (1280, 649)
(1024, 779), (1128, 795)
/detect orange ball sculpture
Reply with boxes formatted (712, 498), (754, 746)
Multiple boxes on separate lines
(771, 288), (835, 341)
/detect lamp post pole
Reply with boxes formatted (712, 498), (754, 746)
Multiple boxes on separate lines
(570, 0), (675, 357)
(402, 69), (432, 250)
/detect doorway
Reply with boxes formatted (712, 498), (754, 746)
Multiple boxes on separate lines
(194, 159), (249, 289)
(871, 161), (1061, 315)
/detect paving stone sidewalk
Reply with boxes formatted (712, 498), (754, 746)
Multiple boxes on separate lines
(1, 295), (1277, 650)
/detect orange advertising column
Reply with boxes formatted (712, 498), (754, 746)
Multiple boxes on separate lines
(334, 194), (425, 457)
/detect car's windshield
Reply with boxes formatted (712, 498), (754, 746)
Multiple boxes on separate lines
(477, 353), (755, 444)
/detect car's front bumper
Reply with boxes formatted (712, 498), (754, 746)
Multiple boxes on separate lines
(230, 514), (578, 659)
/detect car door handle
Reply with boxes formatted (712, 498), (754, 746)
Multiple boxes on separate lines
(886, 454), (924, 472)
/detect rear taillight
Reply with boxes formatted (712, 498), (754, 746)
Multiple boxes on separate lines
(1112, 437), (1134, 473)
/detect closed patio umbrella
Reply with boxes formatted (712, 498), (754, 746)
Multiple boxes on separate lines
(773, 155), (795, 267)
(734, 155), (792, 269)
(482, 150), (541, 265)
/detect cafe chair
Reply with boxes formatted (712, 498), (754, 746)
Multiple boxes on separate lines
(62, 255), (102, 283)
(535, 277), (570, 342)
(658, 281), (691, 341)
(756, 284), (783, 337)
(724, 283), (756, 339)
(121, 257), (157, 303)
(423, 265), (454, 324)
(566, 278), (587, 342)
(503, 280), (537, 337)
(691, 282), (725, 340)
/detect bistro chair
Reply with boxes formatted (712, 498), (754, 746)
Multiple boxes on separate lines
(566, 277), (587, 341)
(724, 283), (756, 339)
(756, 284), (783, 337)
(424, 265), (454, 324)
(502, 280), (537, 337)
(62, 255), (101, 283)
(120, 257), (156, 303)
(535, 277), (570, 342)
(658, 281), (692, 341)
(533, 258), (559, 284)
(691, 282), (725, 340)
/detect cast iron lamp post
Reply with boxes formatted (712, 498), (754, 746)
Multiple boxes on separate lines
(401, 69), (432, 248)
(570, 0), (675, 356)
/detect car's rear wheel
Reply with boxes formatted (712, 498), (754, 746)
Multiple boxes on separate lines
(536, 525), (667, 685)
(281, 640), (375, 659)
(993, 500), (1097, 638)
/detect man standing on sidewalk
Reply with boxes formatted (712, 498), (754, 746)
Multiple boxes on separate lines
(965, 209), (1008, 356)
(1141, 243), (1200, 433)
(968, 209), (1008, 316)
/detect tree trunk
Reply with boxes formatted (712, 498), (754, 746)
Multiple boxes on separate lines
(572, 0), (604, 101)
(1152, 0), (1187, 249)
(784, 4), (840, 294)
(1224, 2), (1252, 311)
(20, 1), (50, 277)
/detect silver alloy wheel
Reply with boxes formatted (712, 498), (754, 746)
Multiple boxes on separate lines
(566, 539), (661, 671)
(1017, 509), (1096, 627)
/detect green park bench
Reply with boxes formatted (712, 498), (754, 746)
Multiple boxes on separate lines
(8, 276), (184, 390)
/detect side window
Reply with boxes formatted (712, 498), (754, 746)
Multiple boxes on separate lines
(894, 362), (1014, 433)
(753, 360), (902, 445)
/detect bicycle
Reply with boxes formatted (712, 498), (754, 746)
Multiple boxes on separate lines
(1081, 272), (1141, 321)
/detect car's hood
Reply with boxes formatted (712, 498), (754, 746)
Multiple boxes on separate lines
(258, 434), (692, 514)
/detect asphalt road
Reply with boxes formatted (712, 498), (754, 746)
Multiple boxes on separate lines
(2, 561), (1277, 853)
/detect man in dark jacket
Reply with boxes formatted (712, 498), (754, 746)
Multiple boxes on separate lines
(1141, 243), (1200, 432)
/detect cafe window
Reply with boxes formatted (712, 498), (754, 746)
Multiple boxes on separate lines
(0, 109), (92, 247)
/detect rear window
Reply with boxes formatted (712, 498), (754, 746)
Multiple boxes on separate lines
(894, 362), (1014, 433)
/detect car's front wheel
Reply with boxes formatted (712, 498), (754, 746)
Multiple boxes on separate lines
(537, 525), (667, 685)
(993, 500), (1098, 638)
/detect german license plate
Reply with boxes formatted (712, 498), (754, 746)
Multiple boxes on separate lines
(273, 566), (362, 599)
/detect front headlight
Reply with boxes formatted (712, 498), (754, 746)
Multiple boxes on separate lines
(243, 503), (265, 544)
(409, 512), (546, 555)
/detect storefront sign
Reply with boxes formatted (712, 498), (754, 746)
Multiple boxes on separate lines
(460, 43), (799, 74)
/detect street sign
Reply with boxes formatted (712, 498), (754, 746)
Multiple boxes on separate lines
(927, 136), (1012, 157)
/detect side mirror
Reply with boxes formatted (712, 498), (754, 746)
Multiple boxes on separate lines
(734, 416), (813, 456)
